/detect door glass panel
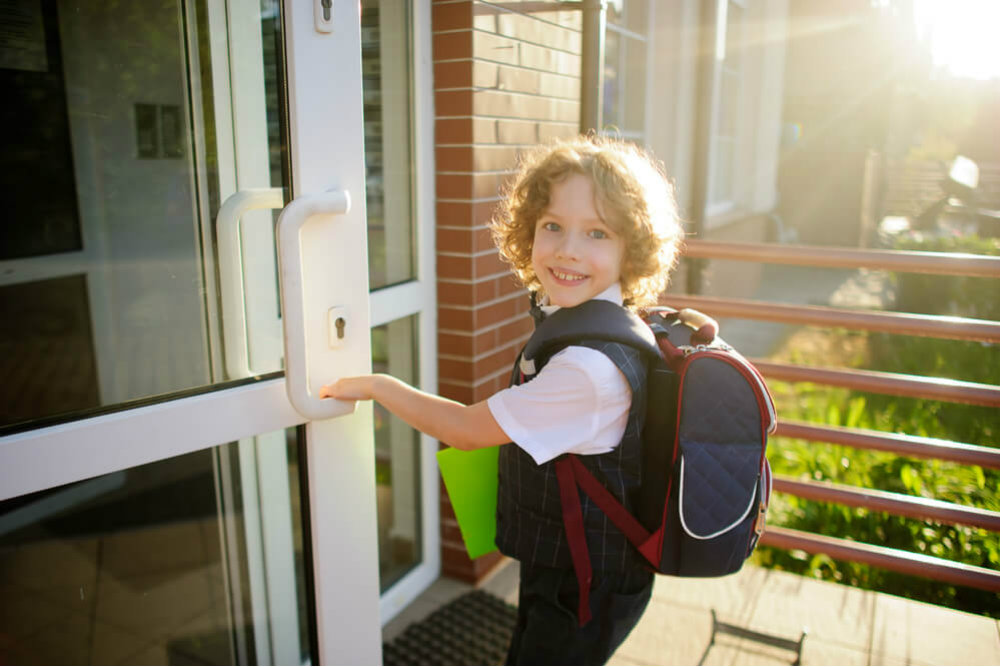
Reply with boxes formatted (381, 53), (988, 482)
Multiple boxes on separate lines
(362, 0), (416, 290)
(0, 0), (288, 434)
(371, 315), (422, 591)
(0, 428), (313, 665)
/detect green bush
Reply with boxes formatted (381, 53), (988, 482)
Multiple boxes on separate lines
(863, 334), (998, 447)
(757, 326), (999, 618)
(890, 234), (1000, 320)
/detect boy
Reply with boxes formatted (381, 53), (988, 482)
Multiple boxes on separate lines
(322, 136), (683, 664)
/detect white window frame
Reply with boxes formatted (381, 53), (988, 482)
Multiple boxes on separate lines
(369, 0), (441, 626)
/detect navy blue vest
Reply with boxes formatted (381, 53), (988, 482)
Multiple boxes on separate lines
(495, 317), (648, 573)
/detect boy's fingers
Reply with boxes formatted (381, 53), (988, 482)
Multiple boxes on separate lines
(319, 377), (369, 400)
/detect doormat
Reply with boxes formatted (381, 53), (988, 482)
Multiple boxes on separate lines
(382, 590), (517, 666)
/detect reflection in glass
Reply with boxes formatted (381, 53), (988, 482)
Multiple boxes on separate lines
(0, 1), (287, 433)
(604, 30), (622, 127)
(0, 429), (312, 664)
(607, 0), (649, 35)
(603, 0), (648, 140)
(371, 316), (422, 590)
(362, 0), (416, 289)
(0, 276), (100, 426)
(1, 0), (81, 260)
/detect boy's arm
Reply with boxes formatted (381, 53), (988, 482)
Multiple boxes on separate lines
(320, 374), (510, 451)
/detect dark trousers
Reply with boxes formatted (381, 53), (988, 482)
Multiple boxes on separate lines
(505, 561), (654, 665)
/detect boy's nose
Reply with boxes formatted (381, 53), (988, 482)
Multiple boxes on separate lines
(555, 232), (582, 259)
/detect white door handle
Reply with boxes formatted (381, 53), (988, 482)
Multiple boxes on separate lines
(216, 188), (284, 378)
(277, 189), (355, 420)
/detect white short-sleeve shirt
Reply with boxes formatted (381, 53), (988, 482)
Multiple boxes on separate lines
(486, 285), (632, 466)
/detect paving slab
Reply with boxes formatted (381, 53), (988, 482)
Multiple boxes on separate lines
(869, 652), (910, 666)
(651, 565), (769, 624)
(612, 598), (741, 666)
(723, 642), (805, 666)
(607, 651), (657, 666)
(871, 592), (1000, 666)
(479, 556), (520, 606)
(793, 637), (870, 666)
(744, 568), (874, 651)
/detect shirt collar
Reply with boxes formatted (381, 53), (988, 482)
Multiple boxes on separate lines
(538, 283), (623, 317)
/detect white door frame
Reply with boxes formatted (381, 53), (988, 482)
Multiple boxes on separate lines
(0, 1), (384, 663)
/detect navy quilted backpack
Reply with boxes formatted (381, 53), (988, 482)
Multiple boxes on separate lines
(520, 299), (775, 624)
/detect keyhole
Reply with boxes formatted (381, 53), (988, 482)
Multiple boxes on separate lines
(322, 0), (332, 20)
(335, 317), (346, 339)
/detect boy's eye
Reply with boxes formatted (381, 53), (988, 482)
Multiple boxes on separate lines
(541, 221), (561, 232)
(589, 229), (609, 239)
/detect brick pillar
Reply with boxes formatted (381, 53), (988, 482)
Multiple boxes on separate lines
(432, 0), (582, 583)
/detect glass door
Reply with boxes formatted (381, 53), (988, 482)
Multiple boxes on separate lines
(0, 1), (381, 664)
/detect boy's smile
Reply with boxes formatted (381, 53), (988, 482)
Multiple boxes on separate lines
(531, 173), (625, 308)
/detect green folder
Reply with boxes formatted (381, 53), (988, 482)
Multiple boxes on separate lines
(436, 446), (499, 559)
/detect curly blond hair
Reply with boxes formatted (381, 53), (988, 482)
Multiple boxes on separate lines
(491, 135), (684, 309)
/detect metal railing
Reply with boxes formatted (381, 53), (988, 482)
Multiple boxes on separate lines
(678, 239), (1000, 593)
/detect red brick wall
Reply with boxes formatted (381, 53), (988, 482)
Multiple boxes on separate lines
(431, 0), (582, 582)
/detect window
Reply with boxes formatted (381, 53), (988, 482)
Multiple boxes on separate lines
(603, 0), (651, 141)
(707, 0), (746, 213)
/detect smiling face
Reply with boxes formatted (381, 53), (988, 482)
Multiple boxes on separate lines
(530, 172), (625, 308)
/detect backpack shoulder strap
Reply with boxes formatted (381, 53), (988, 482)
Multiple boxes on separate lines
(521, 300), (660, 375)
(556, 454), (658, 627)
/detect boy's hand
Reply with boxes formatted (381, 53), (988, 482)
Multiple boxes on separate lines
(318, 373), (509, 450)
(320, 375), (376, 401)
